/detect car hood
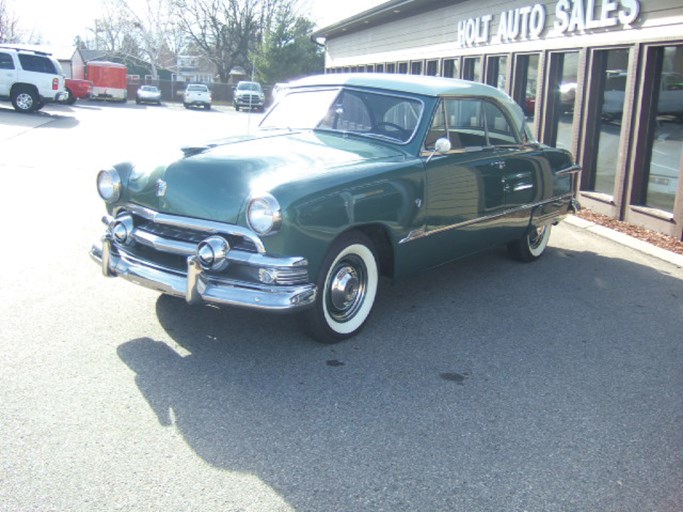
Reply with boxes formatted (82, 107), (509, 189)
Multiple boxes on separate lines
(124, 130), (408, 224)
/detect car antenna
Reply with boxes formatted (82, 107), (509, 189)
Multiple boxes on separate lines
(246, 65), (256, 134)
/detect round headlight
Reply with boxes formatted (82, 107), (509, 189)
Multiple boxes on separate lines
(97, 168), (122, 203)
(247, 194), (282, 235)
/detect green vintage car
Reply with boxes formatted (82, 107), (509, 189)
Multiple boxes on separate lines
(91, 74), (580, 343)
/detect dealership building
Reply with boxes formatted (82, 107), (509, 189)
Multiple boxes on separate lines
(312, 0), (683, 240)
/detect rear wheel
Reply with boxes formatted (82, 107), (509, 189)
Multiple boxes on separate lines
(507, 224), (552, 262)
(11, 87), (40, 113)
(301, 231), (379, 343)
(65, 89), (77, 105)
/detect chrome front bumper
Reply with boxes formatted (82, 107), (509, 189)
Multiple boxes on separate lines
(90, 236), (317, 312)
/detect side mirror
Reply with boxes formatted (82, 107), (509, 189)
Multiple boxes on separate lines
(427, 137), (452, 163)
(434, 137), (452, 154)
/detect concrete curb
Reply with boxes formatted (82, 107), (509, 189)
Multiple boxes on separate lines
(563, 216), (683, 268)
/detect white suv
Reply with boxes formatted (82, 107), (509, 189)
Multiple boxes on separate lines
(0, 46), (67, 113)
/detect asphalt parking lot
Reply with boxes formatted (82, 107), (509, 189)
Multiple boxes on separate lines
(0, 99), (682, 511)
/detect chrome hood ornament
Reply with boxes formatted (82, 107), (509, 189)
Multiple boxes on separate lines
(156, 179), (168, 197)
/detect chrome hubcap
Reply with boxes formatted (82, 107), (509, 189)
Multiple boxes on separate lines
(327, 256), (366, 322)
(17, 93), (33, 110)
(529, 225), (547, 249)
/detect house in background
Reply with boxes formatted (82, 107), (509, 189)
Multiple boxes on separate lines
(174, 54), (217, 84)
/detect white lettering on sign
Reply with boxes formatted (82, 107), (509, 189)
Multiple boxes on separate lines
(554, 0), (640, 33)
(457, 15), (493, 47)
(497, 4), (546, 43)
(456, 0), (641, 47)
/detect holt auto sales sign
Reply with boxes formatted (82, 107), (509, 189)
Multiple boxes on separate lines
(456, 0), (641, 47)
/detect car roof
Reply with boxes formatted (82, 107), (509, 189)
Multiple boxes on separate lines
(288, 73), (509, 100)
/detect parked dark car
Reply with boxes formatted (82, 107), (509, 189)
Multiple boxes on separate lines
(91, 74), (580, 343)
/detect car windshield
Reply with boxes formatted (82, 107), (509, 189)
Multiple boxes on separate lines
(260, 87), (423, 144)
(188, 85), (207, 91)
(142, 86), (158, 92)
(239, 82), (261, 91)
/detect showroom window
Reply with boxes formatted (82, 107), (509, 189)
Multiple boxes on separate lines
(462, 57), (481, 82)
(512, 53), (540, 134)
(583, 48), (630, 197)
(398, 62), (409, 74)
(426, 60), (439, 76)
(442, 58), (461, 78)
(411, 61), (423, 75)
(486, 55), (508, 92)
(639, 45), (683, 212)
(546, 51), (580, 151)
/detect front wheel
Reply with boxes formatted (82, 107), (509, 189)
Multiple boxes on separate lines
(507, 224), (552, 262)
(301, 232), (379, 343)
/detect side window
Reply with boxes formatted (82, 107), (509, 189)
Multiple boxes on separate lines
(0, 52), (15, 70)
(425, 97), (520, 150)
(446, 98), (488, 147)
(482, 101), (517, 145)
(17, 54), (57, 74)
(425, 101), (448, 150)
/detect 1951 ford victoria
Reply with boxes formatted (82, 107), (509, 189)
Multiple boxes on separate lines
(90, 74), (580, 343)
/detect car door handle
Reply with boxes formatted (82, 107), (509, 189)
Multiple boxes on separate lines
(492, 160), (506, 170)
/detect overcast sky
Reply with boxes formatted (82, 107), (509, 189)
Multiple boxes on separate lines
(8, 0), (387, 47)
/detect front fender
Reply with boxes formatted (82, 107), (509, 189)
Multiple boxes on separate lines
(265, 160), (426, 279)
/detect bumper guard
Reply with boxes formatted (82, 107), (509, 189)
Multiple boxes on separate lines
(90, 235), (317, 312)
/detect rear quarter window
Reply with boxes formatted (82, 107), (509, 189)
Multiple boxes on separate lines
(18, 54), (57, 74)
(0, 52), (15, 70)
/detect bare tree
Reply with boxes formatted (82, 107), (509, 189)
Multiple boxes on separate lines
(88, 0), (183, 79)
(175, 0), (294, 83)
(0, 0), (22, 43)
(121, 0), (183, 79)
(90, 0), (136, 53)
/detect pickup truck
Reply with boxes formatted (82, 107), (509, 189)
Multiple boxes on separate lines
(183, 83), (212, 110)
(63, 78), (93, 104)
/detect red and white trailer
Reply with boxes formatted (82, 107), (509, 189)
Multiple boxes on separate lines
(86, 61), (127, 101)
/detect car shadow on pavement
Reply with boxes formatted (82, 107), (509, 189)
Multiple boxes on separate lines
(117, 245), (683, 511)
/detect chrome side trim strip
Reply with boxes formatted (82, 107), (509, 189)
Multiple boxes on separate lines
(556, 164), (582, 176)
(399, 194), (572, 244)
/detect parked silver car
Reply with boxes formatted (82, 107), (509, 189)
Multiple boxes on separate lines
(135, 85), (162, 105)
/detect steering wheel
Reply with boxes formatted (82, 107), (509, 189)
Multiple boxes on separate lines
(374, 121), (409, 140)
